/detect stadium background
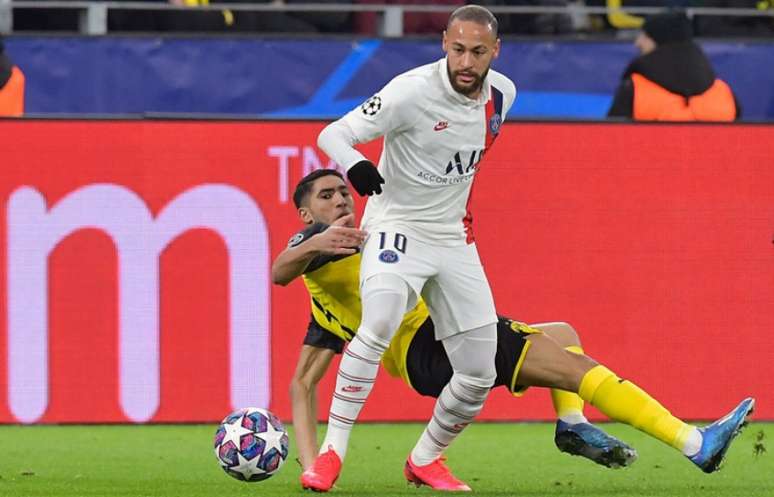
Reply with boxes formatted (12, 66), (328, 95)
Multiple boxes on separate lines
(1, 119), (772, 424)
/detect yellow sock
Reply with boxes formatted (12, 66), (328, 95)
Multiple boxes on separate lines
(552, 346), (586, 421)
(579, 365), (693, 450)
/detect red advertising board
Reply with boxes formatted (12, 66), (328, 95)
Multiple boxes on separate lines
(0, 120), (772, 424)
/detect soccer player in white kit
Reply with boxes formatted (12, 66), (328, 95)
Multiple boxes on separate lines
(302, 5), (516, 492)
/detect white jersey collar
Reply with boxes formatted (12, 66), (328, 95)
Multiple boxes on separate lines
(439, 57), (490, 107)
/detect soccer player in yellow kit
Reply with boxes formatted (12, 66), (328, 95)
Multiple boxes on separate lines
(273, 169), (754, 490)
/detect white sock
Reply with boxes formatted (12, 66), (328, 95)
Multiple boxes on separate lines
(681, 427), (703, 456)
(320, 330), (388, 461)
(559, 411), (588, 425)
(411, 375), (478, 466)
(411, 324), (497, 466)
(410, 373), (490, 466)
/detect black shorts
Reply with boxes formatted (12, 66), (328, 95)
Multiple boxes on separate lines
(303, 316), (346, 353)
(406, 316), (538, 398)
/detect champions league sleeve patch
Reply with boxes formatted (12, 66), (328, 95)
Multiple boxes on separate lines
(287, 232), (306, 247)
(361, 95), (382, 116)
(287, 223), (328, 247)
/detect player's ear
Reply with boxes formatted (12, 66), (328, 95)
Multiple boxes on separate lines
(442, 30), (448, 53)
(493, 38), (501, 59)
(298, 207), (314, 225)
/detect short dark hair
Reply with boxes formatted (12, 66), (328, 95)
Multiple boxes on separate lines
(292, 169), (345, 208)
(447, 5), (498, 38)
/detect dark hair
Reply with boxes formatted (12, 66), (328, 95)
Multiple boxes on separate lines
(447, 5), (498, 38)
(292, 169), (345, 208)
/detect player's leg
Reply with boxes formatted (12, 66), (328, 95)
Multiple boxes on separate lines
(303, 231), (430, 492)
(302, 273), (413, 491)
(518, 329), (754, 472)
(533, 322), (589, 425)
(290, 344), (337, 470)
(519, 331), (696, 455)
(405, 322), (497, 491)
(412, 323), (498, 464)
(515, 331), (594, 391)
(320, 273), (413, 457)
(514, 328), (637, 467)
(292, 323), (347, 472)
(405, 243), (497, 491)
(574, 360), (753, 472)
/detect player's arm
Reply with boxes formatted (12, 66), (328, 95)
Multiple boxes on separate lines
(271, 236), (324, 287)
(317, 76), (423, 196)
(292, 323), (347, 470)
(271, 215), (366, 286)
(290, 344), (336, 470)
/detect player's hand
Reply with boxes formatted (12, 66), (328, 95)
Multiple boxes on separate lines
(332, 213), (356, 228)
(347, 160), (385, 196)
(312, 224), (366, 256)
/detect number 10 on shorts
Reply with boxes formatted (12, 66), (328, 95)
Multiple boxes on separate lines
(378, 232), (407, 254)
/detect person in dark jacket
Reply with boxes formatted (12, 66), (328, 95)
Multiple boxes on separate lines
(607, 12), (740, 121)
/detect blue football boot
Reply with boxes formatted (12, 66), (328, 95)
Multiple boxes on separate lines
(688, 397), (755, 473)
(554, 420), (638, 468)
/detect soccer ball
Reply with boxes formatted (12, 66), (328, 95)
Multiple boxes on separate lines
(213, 407), (290, 482)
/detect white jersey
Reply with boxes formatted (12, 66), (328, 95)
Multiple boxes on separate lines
(318, 57), (516, 246)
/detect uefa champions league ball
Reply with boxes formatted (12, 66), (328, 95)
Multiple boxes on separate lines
(213, 407), (290, 482)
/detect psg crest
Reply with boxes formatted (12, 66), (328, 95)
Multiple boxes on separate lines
(489, 113), (502, 134)
(361, 95), (382, 116)
(378, 249), (399, 263)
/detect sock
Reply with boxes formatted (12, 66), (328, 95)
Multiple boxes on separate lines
(551, 345), (588, 425)
(410, 324), (497, 466)
(410, 373), (491, 466)
(578, 365), (699, 455)
(319, 329), (389, 461)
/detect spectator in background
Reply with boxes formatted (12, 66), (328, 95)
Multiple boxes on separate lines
(608, 11), (739, 121)
(0, 40), (25, 117)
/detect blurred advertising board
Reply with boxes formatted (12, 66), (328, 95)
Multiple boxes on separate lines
(0, 120), (772, 423)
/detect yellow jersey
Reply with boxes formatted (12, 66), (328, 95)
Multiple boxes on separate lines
(291, 223), (429, 348)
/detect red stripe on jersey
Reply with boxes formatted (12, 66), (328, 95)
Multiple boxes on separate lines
(484, 85), (503, 150)
(463, 183), (476, 244)
(463, 85), (504, 244)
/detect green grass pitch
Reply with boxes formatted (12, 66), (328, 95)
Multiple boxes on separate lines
(1, 422), (771, 496)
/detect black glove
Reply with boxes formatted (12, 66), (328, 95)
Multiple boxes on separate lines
(347, 160), (385, 196)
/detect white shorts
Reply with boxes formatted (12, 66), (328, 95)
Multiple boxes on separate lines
(360, 231), (497, 339)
